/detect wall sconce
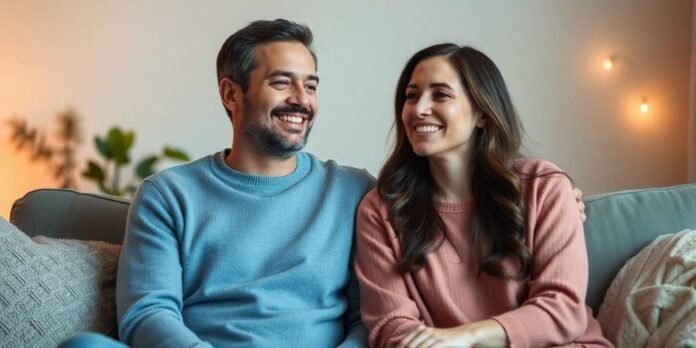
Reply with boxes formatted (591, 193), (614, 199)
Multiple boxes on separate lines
(640, 98), (649, 113)
(603, 56), (615, 70)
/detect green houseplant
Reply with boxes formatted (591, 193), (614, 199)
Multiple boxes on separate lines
(82, 127), (190, 197)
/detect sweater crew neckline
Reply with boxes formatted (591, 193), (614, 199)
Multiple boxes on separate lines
(211, 149), (311, 190)
(434, 199), (474, 213)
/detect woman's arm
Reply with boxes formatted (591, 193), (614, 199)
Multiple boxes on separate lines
(490, 172), (590, 347)
(354, 190), (423, 348)
(398, 319), (506, 348)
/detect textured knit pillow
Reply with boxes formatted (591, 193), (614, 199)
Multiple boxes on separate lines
(597, 229), (696, 347)
(0, 217), (121, 347)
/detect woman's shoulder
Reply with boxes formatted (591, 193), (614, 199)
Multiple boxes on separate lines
(356, 188), (400, 240)
(514, 157), (574, 196)
(514, 157), (563, 176)
(358, 188), (390, 215)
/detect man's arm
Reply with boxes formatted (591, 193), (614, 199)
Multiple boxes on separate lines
(116, 181), (211, 348)
(337, 250), (369, 348)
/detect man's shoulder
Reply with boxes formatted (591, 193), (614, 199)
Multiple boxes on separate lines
(304, 153), (376, 186)
(145, 153), (215, 187)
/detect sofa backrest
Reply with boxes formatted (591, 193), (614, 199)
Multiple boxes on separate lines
(10, 189), (129, 245)
(10, 184), (696, 315)
(582, 183), (696, 313)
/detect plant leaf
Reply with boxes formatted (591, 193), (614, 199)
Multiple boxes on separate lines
(163, 147), (190, 161)
(106, 128), (124, 160)
(56, 108), (82, 143)
(82, 160), (105, 183)
(95, 136), (113, 159)
(106, 127), (123, 143)
(107, 128), (134, 164)
(135, 155), (158, 179)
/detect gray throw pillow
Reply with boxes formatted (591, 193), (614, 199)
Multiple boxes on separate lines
(0, 217), (121, 347)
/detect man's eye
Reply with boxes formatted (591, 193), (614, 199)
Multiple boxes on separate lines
(271, 80), (290, 87)
(306, 84), (318, 92)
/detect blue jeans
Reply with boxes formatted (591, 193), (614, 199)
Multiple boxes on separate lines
(59, 332), (129, 348)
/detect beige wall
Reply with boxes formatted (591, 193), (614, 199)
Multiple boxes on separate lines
(0, 0), (693, 218)
(690, 0), (696, 182)
(0, 136), (59, 218)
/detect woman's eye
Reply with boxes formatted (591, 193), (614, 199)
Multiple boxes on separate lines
(434, 91), (452, 99)
(405, 92), (418, 101)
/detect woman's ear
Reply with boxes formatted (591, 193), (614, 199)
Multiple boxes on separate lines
(476, 115), (487, 129)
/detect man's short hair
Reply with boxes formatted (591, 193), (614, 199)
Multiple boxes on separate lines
(216, 18), (317, 93)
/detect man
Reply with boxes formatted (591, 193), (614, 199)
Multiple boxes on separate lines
(113, 19), (374, 347)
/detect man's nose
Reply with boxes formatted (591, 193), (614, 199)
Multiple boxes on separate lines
(287, 84), (310, 108)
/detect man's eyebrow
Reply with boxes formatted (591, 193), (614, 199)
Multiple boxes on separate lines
(269, 70), (320, 83)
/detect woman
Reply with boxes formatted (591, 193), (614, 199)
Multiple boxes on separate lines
(355, 44), (612, 347)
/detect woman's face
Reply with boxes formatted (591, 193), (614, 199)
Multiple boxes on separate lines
(401, 56), (484, 160)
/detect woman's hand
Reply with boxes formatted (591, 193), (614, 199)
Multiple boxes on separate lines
(396, 319), (506, 348)
(397, 325), (476, 348)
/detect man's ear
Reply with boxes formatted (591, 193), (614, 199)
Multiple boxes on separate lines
(219, 78), (242, 116)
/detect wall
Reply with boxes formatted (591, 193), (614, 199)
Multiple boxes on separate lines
(690, 0), (696, 182)
(0, 0), (693, 217)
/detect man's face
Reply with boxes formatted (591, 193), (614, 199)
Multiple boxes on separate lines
(238, 41), (319, 158)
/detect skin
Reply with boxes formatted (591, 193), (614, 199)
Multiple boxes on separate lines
(402, 56), (485, 204)
(218, 41), (319, 177)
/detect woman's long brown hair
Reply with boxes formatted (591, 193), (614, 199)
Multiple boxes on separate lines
(378, 44), (533, 280)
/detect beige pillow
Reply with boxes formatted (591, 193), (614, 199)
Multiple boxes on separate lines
(0, 217), (121, 347)
(597, 229), (696, 347)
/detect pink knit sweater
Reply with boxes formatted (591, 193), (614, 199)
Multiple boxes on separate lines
(355, 159), (612, 348)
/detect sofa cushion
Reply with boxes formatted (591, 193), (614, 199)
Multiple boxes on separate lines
(0, 218), (121, 346)
(596, 229), (696, 347)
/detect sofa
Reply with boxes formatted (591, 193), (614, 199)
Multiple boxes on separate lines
(3, 183), (696, 346)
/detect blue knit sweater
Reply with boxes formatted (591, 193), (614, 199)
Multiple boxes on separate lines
(116, 151), (375, 347)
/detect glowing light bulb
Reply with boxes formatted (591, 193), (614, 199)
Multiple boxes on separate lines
(603, 58), (614, 70)
(640, 100), (649, 113)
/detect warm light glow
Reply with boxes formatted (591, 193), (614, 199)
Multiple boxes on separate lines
(0, 137), (60, 218)
(622, 94), (656, 129)
(640, 101), (649, 113)
(603, 58), (614, 70)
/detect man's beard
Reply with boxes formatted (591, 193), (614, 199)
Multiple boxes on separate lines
(243, 106), (314, 158)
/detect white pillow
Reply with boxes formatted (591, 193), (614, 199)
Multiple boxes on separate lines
(0, 217), (121, 347)
(597, 229), (696, 347)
